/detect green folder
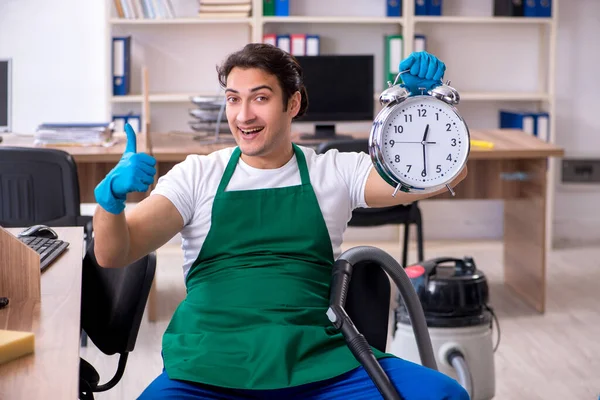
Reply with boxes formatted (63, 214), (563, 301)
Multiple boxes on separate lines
(384, 34), (403, 88)
(263, 0), (275, 16)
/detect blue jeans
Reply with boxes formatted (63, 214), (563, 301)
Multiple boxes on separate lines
(137, 357), (469, 400)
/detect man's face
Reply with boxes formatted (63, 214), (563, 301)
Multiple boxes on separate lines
(225, 67), (299, 162)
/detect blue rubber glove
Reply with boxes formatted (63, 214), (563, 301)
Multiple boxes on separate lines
(399, 51), (446, 95)
(94, 123), (157, 214)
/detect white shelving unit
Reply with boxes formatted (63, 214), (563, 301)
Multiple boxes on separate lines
(105, 0), (559, 244)
(106, 0), (557, 106)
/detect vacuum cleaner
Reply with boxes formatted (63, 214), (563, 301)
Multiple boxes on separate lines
(327, 246), (438, 400)
(390, 256), (499, 400)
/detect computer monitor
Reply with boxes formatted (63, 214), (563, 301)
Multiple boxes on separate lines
(294, 55), (374, 141)
(0, 59), (11, 132)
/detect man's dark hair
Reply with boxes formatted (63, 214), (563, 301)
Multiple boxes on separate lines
(217, 43), (308, 120)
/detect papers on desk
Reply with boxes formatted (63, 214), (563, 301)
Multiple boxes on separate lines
(34, 122), (116, 147)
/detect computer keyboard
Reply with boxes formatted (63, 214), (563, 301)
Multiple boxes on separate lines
(19, 236), (70, 272)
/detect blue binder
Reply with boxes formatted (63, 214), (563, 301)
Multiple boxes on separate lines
(427, 0), (442, 16)
(536, 0), (552, 17)
(415, 0), (427, 15)
(387, 0), (402, 17)
(305, 35), (320, 56)
(523, 0), (537, 17)
(112, 36), (131, 96)
(499, 110), (536, 136)
(275, 0), (289, 16)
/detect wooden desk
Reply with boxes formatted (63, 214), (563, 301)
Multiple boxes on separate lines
(148, 129), (565, 313)
(0, 130), (565, 313)
(0, 227), (84, 400)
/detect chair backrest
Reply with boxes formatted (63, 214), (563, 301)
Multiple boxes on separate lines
(316, 138), (370, 154)
(315, 139), (419, 228)
(0, 147), (81, 227)
(344, 260), (391, 353)
(81, 238), (156, 356)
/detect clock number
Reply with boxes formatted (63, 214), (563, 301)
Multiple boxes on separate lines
(404, 114), (413, 123)
(435, 112), (439, 121)
(389, 139), (395, 147)
(393, 125), (404, 134)
(406, 164), (412, 172)
(418, 109), (427, 117)
(451, 138), (457, 146)
(446, 123), (452, 132)
(436, 165), (442, 173)
(395, 155), (400, 163)
(446, 154), (453, 161)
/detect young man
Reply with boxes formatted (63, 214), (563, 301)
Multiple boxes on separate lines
(93, 44), (469, 399)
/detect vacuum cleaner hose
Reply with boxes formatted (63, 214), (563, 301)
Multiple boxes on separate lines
(328, 246), (438, 400)
(447, 349), (474, 398)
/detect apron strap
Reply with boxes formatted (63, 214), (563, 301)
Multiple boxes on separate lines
(217, 147), (242, 194)
(292, 144), (310, 186)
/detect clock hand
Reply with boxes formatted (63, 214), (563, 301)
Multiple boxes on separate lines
(393, 141), (437, 144)
(421, 124), (429, 177)
(421, 145), (427, 177)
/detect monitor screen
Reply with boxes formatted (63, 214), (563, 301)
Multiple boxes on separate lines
(294, 55), (374, 140)
(0, 59), (11, 132)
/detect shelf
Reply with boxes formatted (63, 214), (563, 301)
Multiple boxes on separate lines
(262, 16), (404, 24)
(414, 16), (553, 24)
(113, 91), (549, 104)
(111, 93), (219, 103)
(109, 17), (253, 25)
(459, 92), (550, 101)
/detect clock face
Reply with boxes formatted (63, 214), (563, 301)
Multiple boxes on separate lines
(378, 95), (470, 189)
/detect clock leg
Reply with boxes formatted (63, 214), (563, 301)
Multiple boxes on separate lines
(503, 159), (547, 313)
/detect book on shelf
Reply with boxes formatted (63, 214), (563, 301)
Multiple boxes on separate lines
(197, 12), (250, 18)
(201, 0), (250, 4)
(198, 0), (251, 17)
(199, 3), (251, 12)
(114, 0), (176, 19)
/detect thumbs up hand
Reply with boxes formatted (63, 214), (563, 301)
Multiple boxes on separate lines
(94, 123), (157, 214)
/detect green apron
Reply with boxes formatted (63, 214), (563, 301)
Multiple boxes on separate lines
(162, 144), (390, 390)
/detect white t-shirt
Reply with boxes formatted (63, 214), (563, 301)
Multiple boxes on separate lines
(151, 145), (373, 278)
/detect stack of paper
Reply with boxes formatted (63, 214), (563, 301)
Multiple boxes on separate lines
(197, 0), (252, 18)
(188, 96), (229, 134)
(34, 122), (115, 147)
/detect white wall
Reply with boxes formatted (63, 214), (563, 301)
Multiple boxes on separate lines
(0, 0), (110, 133)
(552, 1), (600, 247)
(2, 0), (599, 246)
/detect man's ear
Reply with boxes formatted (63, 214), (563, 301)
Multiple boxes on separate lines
(288, 91), (301, 118)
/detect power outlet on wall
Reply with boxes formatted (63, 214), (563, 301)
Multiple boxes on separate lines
(561, 159), (600, 183)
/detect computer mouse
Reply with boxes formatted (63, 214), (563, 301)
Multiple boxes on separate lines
(18, 224), (59, 239)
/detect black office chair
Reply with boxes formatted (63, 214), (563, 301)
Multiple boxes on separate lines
(344, 260), (391, 352)
(316, 139), (425, 268)
(0, 146), (94, 244)
(79, 238), (157, 400)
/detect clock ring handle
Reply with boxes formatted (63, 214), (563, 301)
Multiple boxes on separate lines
(390, 69), (411, 87)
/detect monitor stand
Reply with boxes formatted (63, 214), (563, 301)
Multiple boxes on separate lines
(299, 124), (354, 143)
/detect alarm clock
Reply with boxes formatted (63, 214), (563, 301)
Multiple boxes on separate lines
(369, 76), (470, 197)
